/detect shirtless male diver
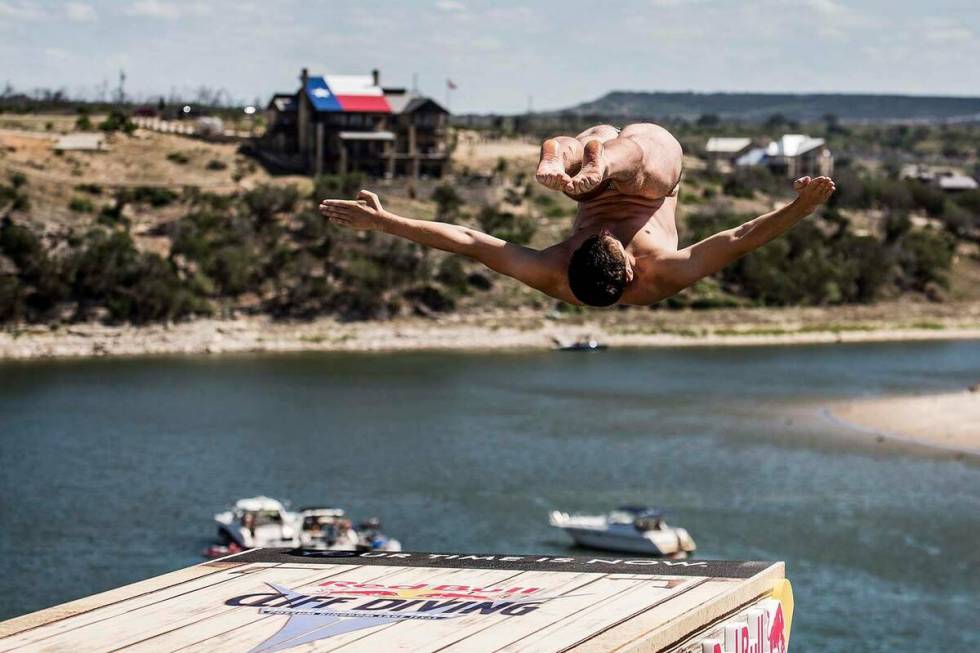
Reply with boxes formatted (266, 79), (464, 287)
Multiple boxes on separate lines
(319, 123), (836, 306)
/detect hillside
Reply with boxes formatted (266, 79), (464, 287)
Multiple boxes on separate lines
(557, 92), (980, 122)
(0, 115), (978, 332)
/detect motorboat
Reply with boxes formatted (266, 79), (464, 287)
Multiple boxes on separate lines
(553, 336), (608, 351)
(356, 517), (402, 552)
(214, 496), (301, 549)
(298, 506), (356, 550)
(549, 506), (696, 557)
(206, 498), (402, 558)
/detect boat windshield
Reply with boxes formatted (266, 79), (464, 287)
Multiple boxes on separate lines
(607, 510), (638, 524)
(244, 509), (283, 526)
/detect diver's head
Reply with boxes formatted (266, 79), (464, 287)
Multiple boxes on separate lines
(567, 231), (633, 307)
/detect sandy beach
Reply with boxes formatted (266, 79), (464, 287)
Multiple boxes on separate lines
(825, 390), (980, 458)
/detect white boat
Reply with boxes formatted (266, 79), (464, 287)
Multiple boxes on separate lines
(549, 506), (696, 557)
(297, 506), (355, 550)
(214, 496), (301, 549)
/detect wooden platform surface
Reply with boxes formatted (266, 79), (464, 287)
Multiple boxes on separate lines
(0, 549), (789, 652)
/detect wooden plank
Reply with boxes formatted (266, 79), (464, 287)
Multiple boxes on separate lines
(492, 576), (706, 653)
(0, 561), (244, 641)
(568, 564), (785, 653)
(0, 565), (333, 652)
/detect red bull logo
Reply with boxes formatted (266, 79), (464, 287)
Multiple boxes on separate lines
(694, 599), (787, 653)
(317, 580), (543, 601)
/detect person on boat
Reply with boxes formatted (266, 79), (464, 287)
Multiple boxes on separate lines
(319, 123), (835, 307)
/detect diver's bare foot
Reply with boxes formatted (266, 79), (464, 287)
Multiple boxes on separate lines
(535, 139), (571, 191)
(793, 176), (836, 213)
(566, 140), (607, 196)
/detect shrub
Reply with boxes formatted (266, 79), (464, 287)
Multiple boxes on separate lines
(242, 184), (300, 224)
(896, 229), (954, 291)
(476, 206), (536, 245)
(722, 166), (779, 199)
(206, 159), (228, 171)
(431, 183), (463, 221)
(98, 110), (135, 134)
(313, 173), (366, 200)
(74, 183), (103, 196)
(126, 186), (178, 207)
(68, 196), (95, 213)
(167, 151), (190, 165)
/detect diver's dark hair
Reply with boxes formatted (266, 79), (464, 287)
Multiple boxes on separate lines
(567, 234), (627, 307)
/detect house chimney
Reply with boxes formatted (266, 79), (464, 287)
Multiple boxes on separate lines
(301, 67), (309, 87)
(372, 68), (380, 87)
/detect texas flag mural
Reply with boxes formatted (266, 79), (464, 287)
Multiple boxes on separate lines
(305, 75), (391, 113)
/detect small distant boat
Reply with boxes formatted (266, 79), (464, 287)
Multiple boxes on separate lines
(214, 496), (301, 550)
(549, 506), (696, 558)
(554, 337), (608, 351)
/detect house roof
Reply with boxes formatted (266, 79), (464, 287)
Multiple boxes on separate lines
(766, 134), (825, 158)
(937, 174), (979, 191)
(269, 94), (296, 112)
(706, 137), (751, 153)
(383, 92), (449, 115)
(735, 147), (768, 166)
(53, 133), (106, 151)
(305, 74), (391, 113)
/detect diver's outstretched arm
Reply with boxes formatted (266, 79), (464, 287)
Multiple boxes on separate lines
(652, 176), (836, 296)
(320, 191), (567, 299)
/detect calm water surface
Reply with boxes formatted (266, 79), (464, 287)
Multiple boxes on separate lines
(1, 340), (979, 652)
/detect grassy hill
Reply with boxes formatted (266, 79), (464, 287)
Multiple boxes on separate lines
(556, 92), (980, 123)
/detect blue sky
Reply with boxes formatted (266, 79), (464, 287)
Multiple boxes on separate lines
(1, 0), (978, 113)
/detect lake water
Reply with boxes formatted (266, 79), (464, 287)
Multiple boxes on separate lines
(1, 340), (978, 651)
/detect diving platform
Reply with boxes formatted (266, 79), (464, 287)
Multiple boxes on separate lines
(0, 549), (793, 652)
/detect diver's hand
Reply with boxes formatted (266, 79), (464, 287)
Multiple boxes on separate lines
(319, 190), (388, 231)
(792, 176), (836, 214)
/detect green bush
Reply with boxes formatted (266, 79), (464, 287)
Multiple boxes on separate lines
(313, 173), (366, 200)
(722, 166), (780, 199)
(167, 151), (190, 165)
(126, 186), (178, 207)
(431, 183), (463, 221)
(74, 183), (103, 195)
(68, 196), (95, 213)
(206, 159), (228, 171)
(242, 184), (300, 226)
(98, 110), (135, 134)
(896, 229), (954, 291)
(476, 205), (536, 245)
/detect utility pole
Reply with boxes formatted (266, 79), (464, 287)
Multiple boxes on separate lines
(116, 69), (126, 106)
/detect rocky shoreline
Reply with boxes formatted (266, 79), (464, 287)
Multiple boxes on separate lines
(2, 314), (979, 360)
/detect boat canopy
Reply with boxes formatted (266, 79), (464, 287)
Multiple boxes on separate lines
(234, 496), (287, 513)
(298, 506), (346, 517)
(616, 506), (665, 519)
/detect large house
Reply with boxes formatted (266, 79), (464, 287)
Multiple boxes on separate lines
(260, 68), (450, 178)
(734, 134), (834, 179)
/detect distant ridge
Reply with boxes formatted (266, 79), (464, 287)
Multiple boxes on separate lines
(555, 91), (980, 122)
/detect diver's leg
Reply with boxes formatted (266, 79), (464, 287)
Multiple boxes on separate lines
(566, 123), (683, 198)
(535, 136), (582, 191)
(535, 125), (619, 192)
